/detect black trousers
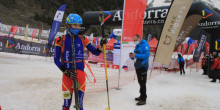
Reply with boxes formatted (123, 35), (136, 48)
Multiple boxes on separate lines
(135, 68), (147, 101)
(211, 69), (220, 82)
(202, 65), (207, 75)
(179, 64), (185, 74)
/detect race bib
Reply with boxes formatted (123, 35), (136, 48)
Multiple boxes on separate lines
(63, 91), (71, 99)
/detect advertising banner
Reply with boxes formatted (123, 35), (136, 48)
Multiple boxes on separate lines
(155, 0), (193, 66)
(48, 4), (66, 45)
(113, 43), (120, 65)
(0, 36), (55, 56)
(120, 0), (148, 69)
(193, 32), (207, 62)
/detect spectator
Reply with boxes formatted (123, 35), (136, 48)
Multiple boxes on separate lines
(178, 54), (185, 75)
(129, 35), (150, 105)
(202, 53), (208, 75)
(210, 52), (220, 83)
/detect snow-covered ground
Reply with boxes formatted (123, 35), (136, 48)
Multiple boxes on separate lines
(0, 52), (220, 110)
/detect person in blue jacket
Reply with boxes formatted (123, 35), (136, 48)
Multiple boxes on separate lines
(178, 54), (185, 75)
(129, 34), (150, 105)
(54, 14), (107, 110)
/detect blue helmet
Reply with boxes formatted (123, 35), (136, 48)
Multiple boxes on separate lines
(66, 14), (83, 24)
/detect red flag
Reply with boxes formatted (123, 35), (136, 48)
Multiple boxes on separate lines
(10, 26), (14, 32)
(182, 43), (188, 56)
(120, 0), (148, 70)
(122, 0), (148, 42)
(32, 29), (38, 40)
(10, 26), (18, 38)
(205, 42), (210, 55)
(177, 44), (182, 53)
(188, 43), (198, 55)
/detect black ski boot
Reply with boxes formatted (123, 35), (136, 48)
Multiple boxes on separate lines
(136, 100), (146, 105)
(135, 97), (141, 101)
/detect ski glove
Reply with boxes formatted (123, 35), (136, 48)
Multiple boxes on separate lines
(100, 38), (108, 46)
(64, 70), (77, 80)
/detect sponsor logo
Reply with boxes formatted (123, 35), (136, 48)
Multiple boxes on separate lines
(196, 35), (206, 53)
(5, 39), (15, 48)
(104, 11), (111, 22)
(15, 43), (41, 52)
(112, 65), (119, 69)
(198, 21), (220, 27)
(63, 91), (71, 99)
(43, 45), (54, 53)
(54, 11), (64, 22)
(202, 9), (213, 19)
(99, 11), (111, 23)
(66, 51), (70, 68)
(215, 39), (220, 50)
(168, 6), (186, 34)
(112, 8), (168, 23)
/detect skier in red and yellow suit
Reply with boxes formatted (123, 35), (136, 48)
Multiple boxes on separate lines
(54, 14), (107, 110)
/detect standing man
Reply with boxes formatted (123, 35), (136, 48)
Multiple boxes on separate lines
(129, 35), (150, 105)
(177, 54), (185, 75)
(210, 52), (220, 83)
(201, 53), (208, 75)
(54, 14), (107, 110)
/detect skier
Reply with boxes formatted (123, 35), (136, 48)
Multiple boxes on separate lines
(129, 34), (150, 105)
(54, 14), (107, 110)
(178, 54), (185, 75)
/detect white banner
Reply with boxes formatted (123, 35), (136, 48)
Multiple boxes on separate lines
(0, 23), (65, 40)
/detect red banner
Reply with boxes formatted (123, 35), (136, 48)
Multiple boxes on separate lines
(92, 37), (99, 45)
(177, 44), (182, 53)
(10, 26), (18, 38)
(187, 43), (198, 55)
(32, 29), (38, 40)
(88, 52), (104, 62)
(205, 42), (210, 55)
(182, 43), (188, 56)
(122, 0), (148, 42)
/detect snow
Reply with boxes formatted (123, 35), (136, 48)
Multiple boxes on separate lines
(0, 52), (220, 110)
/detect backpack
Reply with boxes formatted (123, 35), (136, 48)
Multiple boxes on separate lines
(55, 35), (86, 55)
(179, 57), (185, 65)
(55, 35), (97, 83)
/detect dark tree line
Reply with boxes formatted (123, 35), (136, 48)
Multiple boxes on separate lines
(34, 0), (124, 26)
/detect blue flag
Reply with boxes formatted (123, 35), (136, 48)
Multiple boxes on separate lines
(193, 32), (207, 62)
(187, 38), (196, 46)
(48, 4), (66, 45)
(109, 32), (117, 39)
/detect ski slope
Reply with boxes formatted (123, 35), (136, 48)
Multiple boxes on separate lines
(0, 52), (220, 110)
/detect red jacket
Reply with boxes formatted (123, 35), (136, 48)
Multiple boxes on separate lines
(212, 57), (219, 70)
(218, 58), (220, 69)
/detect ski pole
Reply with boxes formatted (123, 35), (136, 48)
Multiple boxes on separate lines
(103, 44), (110, 110)
(100, 11), (110, 110)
